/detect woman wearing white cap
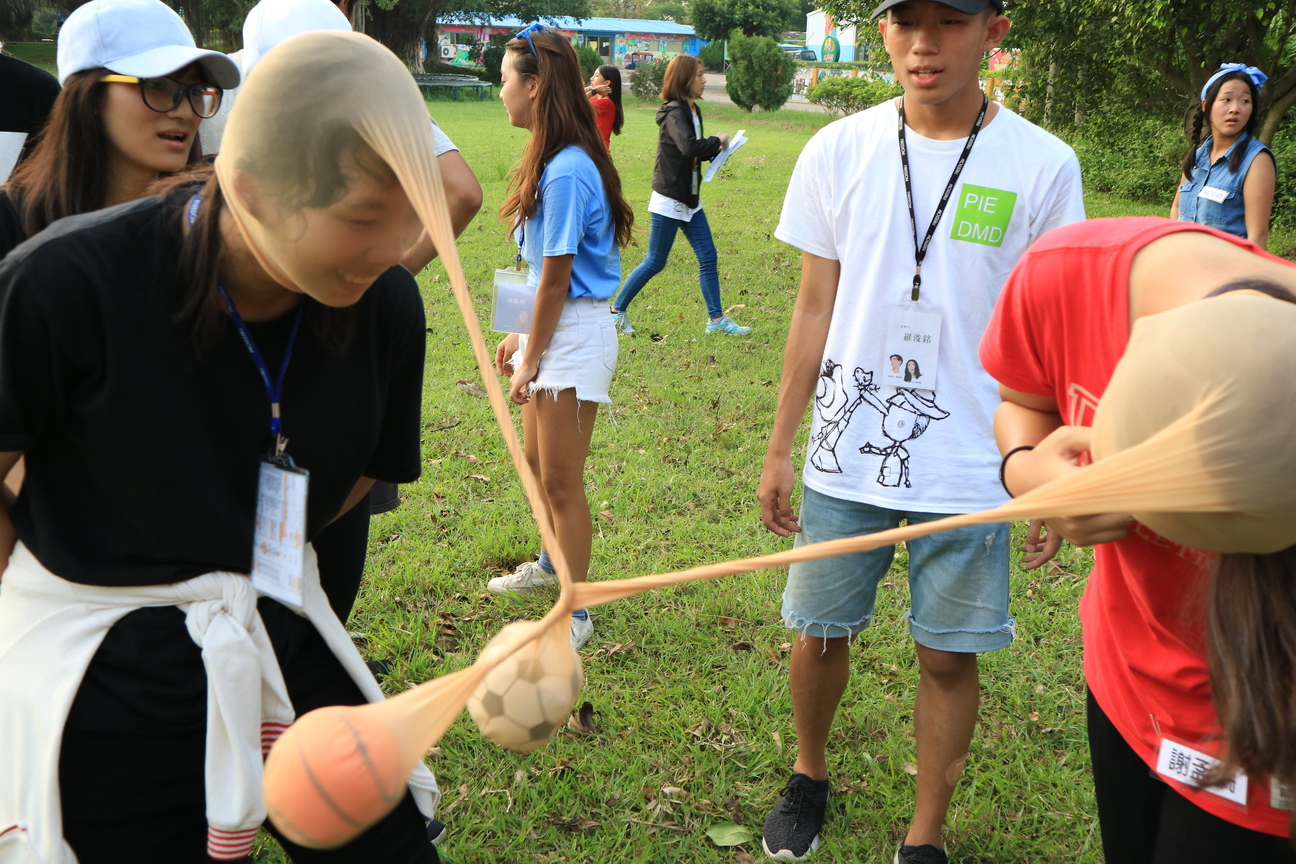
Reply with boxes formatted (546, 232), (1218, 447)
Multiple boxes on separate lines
(0, 0), (239, 258)
(0, 30), (445, 864)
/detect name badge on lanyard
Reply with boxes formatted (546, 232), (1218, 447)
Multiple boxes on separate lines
(253, 456), (309, 609)
(887, 94), (985, 393)
(493, 223), (534, 334)
(1155, 736), (1249, 807)
(1198, 185), (1229, 204)
(881, 307), (942, 390)
(191, 193), (311, 608)
(219, 274), (309, 611)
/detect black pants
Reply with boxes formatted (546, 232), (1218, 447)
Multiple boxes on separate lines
(313, 482), (400, 622)
(59, 601), (438, 864)
(1088, 689), (1295, 864)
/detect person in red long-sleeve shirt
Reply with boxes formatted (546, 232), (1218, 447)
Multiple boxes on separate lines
(585, 64), (622, 150)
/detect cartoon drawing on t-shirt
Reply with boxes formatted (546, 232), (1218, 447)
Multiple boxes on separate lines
(809, 360), (874, 473)
(858, 389), (949, 488)
(810, 358), (949, 484)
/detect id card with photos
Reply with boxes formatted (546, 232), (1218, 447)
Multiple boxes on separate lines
(881, 308), (942, 390)
(491, 268), (535, 334)
(251, 457), (310, 611)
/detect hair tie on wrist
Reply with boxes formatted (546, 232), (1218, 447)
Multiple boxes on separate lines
(999, 445), (1035, 497)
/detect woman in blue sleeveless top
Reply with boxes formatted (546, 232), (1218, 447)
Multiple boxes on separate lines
(1171, 64), (1276, 248)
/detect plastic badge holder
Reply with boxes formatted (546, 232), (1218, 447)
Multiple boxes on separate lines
(492, 268), (535, 334)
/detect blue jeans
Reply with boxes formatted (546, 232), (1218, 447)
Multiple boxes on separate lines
(781, 487), (1014, 653)
(613, 209), (722, 320)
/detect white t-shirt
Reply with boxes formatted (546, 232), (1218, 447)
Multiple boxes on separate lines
(775, 100), (1084, 513)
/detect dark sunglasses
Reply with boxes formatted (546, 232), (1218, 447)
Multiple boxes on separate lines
(99, 74), (223, 119)
(515, 22), (546, 56)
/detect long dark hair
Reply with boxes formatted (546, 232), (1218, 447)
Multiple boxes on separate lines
(4, 68), (203, 240)
(1208, 546), (1296, 826)
(499, 29), (633, 248)
(1182, 71), (1262, 178)
(1202, 278), (1296, 832)
(596, 64), (624, 136)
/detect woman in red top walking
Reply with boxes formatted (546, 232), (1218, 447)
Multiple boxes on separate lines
(585, 64), (623, 150)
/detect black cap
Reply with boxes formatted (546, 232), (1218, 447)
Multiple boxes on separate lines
(871, 0), (1004, 20)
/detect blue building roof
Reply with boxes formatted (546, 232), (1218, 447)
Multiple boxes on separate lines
(442, 14), (697, 37)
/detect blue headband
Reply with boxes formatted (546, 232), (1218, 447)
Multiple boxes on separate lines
(1200, 63), (1267, 101)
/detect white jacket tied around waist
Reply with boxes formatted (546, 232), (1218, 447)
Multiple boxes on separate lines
(0, 542), (439, 864)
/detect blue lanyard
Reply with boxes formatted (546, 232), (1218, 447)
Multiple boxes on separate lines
(189, 194), (305, 454)
(218, 280), (304, 453)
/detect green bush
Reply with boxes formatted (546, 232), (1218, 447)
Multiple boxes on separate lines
(806, 76), (901, 116)
(698, 40), (726, 72)
(725, 31), (795, 112)
(1063, 116), (1184, 206)
(630, 59), (669, 101)
(576, 44), (602, 81)
(1266, 130), (1296, 229)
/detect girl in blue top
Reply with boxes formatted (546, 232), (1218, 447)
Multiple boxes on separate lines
(489, 24), (634, 650)
(1171, 64), (1276, 248)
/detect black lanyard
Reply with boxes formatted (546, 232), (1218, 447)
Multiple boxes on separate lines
(898, 95), (988, 302)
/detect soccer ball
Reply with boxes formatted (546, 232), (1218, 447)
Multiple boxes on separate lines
(466, 620), (584, 753)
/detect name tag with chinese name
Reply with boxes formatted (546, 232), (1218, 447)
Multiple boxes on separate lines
(1198, 185), (1230, 204)
(1273, 783), (1295, 810)
(1156, 737), (1248, 806)
(881, 307), (942, 390)
(250, 458), (310, 611)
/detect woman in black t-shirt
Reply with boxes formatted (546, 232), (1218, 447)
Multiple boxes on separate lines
(0, 32), (439, 864)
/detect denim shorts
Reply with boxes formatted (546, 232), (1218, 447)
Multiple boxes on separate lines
(781, 486), (1014, 653)
(515, 297), (617, 404)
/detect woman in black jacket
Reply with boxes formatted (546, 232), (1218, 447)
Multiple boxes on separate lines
(609, 54), (750, 336)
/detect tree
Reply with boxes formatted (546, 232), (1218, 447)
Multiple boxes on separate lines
(641, 0), (688, 22)
(691, 0), (794, 41)
(1006, 0), (1296, 143)
(725, 29), (794, 110)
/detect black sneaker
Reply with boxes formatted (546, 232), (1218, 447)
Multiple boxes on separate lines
(762, 773), (830, 860)
(894, 844), (948, 864)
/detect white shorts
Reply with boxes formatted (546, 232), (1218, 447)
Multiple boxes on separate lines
(514, 297), (617, 404)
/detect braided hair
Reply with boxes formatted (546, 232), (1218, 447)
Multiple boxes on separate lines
(1182, 70), (1262, 178)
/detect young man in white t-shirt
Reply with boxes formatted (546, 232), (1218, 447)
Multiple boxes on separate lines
(757, 2), (1084, 861)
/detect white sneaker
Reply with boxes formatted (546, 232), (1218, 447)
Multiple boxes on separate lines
(487, 561), (557, 594)
(570, 615), (594, 650)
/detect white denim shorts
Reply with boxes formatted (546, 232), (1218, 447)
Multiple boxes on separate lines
(514, 297), (617, 404)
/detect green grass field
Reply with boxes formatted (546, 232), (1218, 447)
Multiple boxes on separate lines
(1, 58), (1256, 860)
(244, 97), (1110, 863)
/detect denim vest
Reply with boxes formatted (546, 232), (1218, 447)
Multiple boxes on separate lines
(1177, 134), (1272, 238)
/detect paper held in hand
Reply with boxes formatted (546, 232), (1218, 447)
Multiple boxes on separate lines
(703, 130), (747, 182)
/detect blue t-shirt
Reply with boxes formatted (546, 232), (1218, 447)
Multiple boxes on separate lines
(518, 145), (620, 300)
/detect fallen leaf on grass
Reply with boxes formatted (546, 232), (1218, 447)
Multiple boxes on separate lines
(598, 509), (615, 522)
(734, 850), (757, 864)
(465, 473), (491, 483)
(455, 379), (485, 397)
(731, 641), (755, 651)
(568, 701), (598, 735)
(706, 822), (754, 847)
(723, 796), (745, 825)
(902, 762), (918, 775)
(548, 816), (600, 831)
(719, 616), (739, 629)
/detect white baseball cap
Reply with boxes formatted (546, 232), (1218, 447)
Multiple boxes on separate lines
(56, 0), (241, 88)
(241, 0), (351, 78)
